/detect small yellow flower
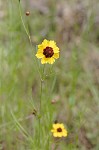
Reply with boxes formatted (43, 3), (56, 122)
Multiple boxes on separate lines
(35, 39), (60, 64)
(51, 123), (68, 138)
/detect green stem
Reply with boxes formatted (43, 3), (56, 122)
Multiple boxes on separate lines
(54, 143), (59, 150)
(38, 65), (45, 148)
(39, 79), (43, 113)
(38, 80), (42, 147)
(18, 1), (41, 80)
(54, 138), (60, 150)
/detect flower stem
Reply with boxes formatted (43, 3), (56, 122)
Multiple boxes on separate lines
(54, 138), (60, 150)
(38, 65), (45, 148)
(18, 1), (41, 80)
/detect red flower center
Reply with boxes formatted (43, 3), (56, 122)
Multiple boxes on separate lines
(43, 47), (54, 58)
(57, 128), (62, 132)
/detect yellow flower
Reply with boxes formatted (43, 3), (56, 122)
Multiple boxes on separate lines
(51, 123), (68, 138)
(35, 39), (59, 64)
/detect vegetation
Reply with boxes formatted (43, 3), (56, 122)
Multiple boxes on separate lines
(0, 0), (99, 149)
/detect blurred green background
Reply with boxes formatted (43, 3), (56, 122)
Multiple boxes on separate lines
(0, 0), (99, 149)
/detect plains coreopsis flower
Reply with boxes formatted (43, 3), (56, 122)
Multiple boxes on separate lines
(51, 123), (67, 138)
(35, 39), (60, 64)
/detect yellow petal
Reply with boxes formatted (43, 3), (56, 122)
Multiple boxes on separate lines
(41, 57), (50, 64)
(42, 39), (48, 44)
(36, 53), (44, 58)
(42, 39), (49, 48)
(53, 132), (58, 137)
(53, 53), (59, 59)
(56, 123), (61, 127)
(53, 47), (59, 53)
(48, 57), (55, 64)
(38, 40), (48, 50)
(41, 58), (46, 64)
(49, 40), (56, 47)
(60, 124), (64, 129)
(53, 124), (59, 129)
(38, 44), (43, 49)
(57, 133), (62, 137)
(49, 41), (59, 53)
(62, 131), (67, 137)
